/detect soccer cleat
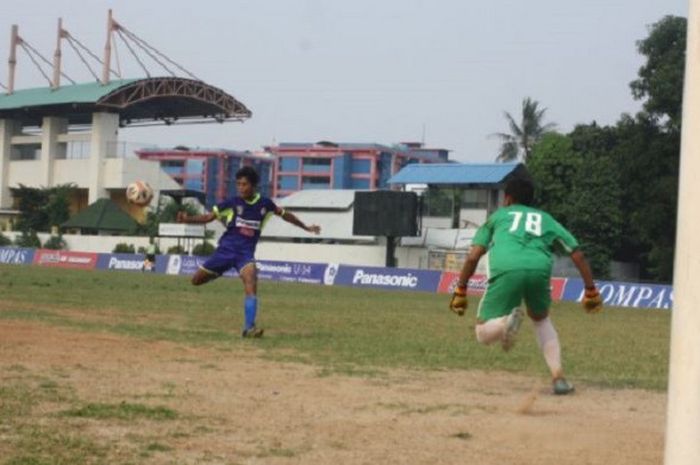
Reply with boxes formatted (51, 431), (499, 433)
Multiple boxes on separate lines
(552, 378), (575, 395)
(501, 307), (525, 352)
(241, 326), (264, 338)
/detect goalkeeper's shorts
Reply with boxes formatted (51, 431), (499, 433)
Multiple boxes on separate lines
(476, 270), (551, 322)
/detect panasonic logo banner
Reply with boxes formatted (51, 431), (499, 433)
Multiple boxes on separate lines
(97, 253), (146, 272)
(334, 265), (442, 292)
(108, 256), (143, 271)
(256, 260), (326, 284)
(352, 269), (419, 287)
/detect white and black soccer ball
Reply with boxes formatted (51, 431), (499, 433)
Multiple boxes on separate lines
(126, 181), (154, 206)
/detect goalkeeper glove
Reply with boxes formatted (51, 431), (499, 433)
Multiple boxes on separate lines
(449, 284), (468, 316)
(582, 287), (603, 314)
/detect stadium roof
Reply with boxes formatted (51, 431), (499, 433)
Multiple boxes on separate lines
(0, 77), (251, 127)
(388, 163), (527, 186)
(61, 198), (138, 233)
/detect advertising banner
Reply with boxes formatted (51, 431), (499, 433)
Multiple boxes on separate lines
(438, 272), (489, 296)
(562, 278), (672, 310)
(438, 272), (568, 300)
(256, 260), (326, 284)
(97, 253), (147, 272)
(330, 265), (442, 292)
(33, 249), (98, 270)
(0, 247), (35, 265)
(163, 254), (238, 277)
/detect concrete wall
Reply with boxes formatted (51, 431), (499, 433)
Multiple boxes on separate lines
(2, 231), (430, 269)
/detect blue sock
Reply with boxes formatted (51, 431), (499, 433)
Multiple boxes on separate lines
(244, 295), (258, 330)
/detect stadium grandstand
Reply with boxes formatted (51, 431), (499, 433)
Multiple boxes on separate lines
(0, 10), (251, 228)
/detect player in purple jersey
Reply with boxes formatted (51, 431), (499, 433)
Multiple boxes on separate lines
(177, 166), (321, 337)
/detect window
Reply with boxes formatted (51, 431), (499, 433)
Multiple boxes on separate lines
(351, 159), (372, 174)
(303, 157), (331, 173)
(351, 178), (370, 189)
(279, 157), (300, 172)
(10, 145), (40, 160)
(302, 176), (330, 189)
(303, 157), (331, 166)
(162, 160), (185, 168)
(278, 175), (299, 190)
(461, 189), (489, 209)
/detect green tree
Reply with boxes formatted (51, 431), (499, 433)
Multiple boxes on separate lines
(0, 232), (11, 246)
(565, 123), (623, 278)
(527, 132), (580, 226)
(15, 184), (76, 233)
(612, 113), (679, 281)
(14, 230), (41, 248)
(192, 241), (215, 256)
(493, 97), (556, 163)
(630, 15), (686, 131)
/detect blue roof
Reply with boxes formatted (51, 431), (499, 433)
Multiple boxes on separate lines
(388, 163), (523, 185)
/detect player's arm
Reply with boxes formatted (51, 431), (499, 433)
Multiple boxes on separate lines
(450, 217), (493, 316)
(176, 211), (217, 224)
(457, 245), (487, 291)
(450, 245), (487, 316)
(276, 207), (321, 234)
(569, 249), (603, 313)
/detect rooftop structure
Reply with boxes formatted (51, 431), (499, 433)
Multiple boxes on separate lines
(136, 148), (274, 208)
(387, 162), (526, 187)
(266, 141), (449, 197)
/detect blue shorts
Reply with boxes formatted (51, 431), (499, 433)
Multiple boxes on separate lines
(200, 246), (255, 276)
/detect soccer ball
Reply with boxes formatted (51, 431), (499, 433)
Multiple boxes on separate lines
(126, 181), (154, 206)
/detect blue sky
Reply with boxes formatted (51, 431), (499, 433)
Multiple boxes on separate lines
(0, 0), (688, 161)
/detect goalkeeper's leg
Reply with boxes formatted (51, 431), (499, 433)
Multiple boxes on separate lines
(531, 313), (562, 379)
(474, 271), (524, 347)
(530, 311), (574, 394)
(475, 316), (508, 344)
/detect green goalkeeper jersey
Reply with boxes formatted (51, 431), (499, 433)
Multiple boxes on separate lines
(472, 204), (579, 277)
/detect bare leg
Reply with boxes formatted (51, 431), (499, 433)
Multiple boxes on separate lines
(529, 309), (564, 380)
(191, 268), (218, 286)
(239, 263), (258, 297)
(475, 316), (508, 344)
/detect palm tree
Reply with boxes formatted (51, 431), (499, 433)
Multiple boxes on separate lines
(492, 97), (556, 163)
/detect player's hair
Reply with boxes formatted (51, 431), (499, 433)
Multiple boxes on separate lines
(235, 166), (260, 187)
(505, 177), (535, 206)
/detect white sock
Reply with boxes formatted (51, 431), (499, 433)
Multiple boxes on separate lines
(533, 317), (562, 379)
(475, 316), (508, 345)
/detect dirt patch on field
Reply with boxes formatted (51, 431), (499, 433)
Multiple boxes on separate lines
(0, 320), (666, 465)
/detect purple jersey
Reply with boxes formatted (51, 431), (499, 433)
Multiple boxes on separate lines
(213, 194), (279, 252)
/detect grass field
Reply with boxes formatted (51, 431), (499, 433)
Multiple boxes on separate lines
(0, 264), (671, 464)
(0, 264), (670, 389)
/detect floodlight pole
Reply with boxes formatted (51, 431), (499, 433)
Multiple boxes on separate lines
(52, 18), (63, 89)
(102, 9), (114, 85)
(7, 25), (18, 94)
(664, 1), (700, 463)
